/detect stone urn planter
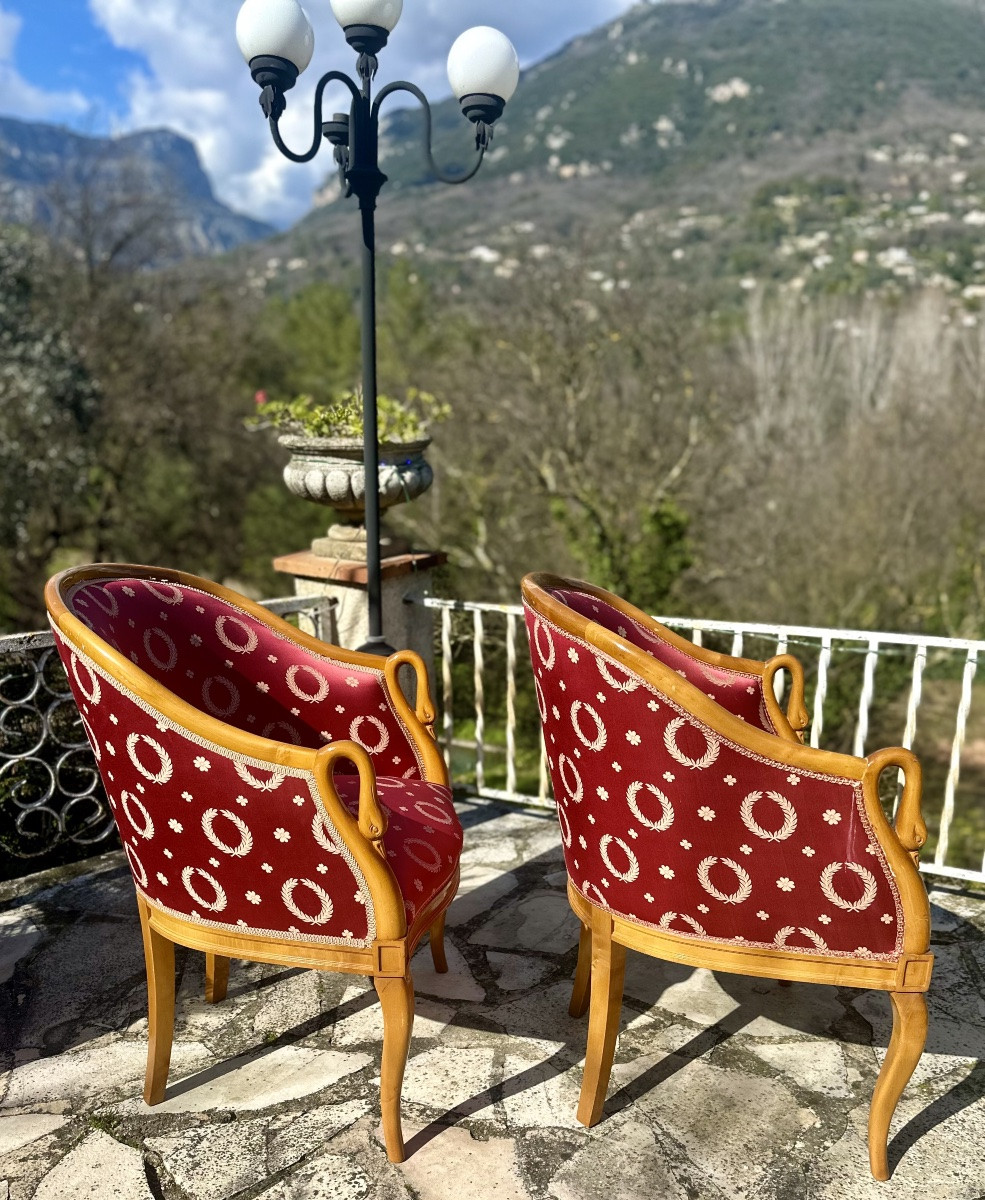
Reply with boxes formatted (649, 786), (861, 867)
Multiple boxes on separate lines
(279, 433), (433, 561)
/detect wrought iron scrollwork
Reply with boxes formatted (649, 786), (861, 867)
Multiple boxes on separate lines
(0, 633), (114, 863)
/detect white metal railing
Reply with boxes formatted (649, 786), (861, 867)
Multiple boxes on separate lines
(421, 598), (985, 888)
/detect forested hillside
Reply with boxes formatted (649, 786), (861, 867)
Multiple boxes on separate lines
(266, 0), (985, 302)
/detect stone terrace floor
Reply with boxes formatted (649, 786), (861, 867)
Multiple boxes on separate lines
(1, 799), (984, 1200)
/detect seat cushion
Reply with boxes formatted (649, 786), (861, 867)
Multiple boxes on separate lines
(337, 776), (462, 927)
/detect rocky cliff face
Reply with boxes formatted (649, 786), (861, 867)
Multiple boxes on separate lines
(0, 117), (274, 265)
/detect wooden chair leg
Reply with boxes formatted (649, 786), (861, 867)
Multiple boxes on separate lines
(576, 909), (626, 1127)
(137, 898), (175, 1106)
(569, 921), (592, 1018)
(868, 991), (928, 1181)
(205, 953), (229, 1004)
(374, 973), (415, 1164)
(429, 911), (449, 974)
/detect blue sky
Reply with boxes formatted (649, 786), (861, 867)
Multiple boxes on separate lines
(0, 0), (631, 227)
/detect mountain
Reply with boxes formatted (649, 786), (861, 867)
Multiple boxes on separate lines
(0, 117), (274, 264)
(252, 0), (985, 305)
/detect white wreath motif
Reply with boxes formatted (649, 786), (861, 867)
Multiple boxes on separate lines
(414, 798), (454, 826)
(697, 856), (752, 905)
(85, 585), (119, 616)
(819, 862), (878, 912)
(633, 624), (663, 647)
(121, 791), (155, 840)
(80, 713), (101, 760)
(581, 880), (608, 908)
(141, 580), (184, 605)
(570, 701), (607, 752)
(215, 614), (259, 655)
(126, 844), (148, 888)
(261, 720), (302, 745)
(557, 803), (572, 848)
(143, 628), (178, 671)
(202, 808), (253, 858)
(404, 838), (443, 874)
(658, 911), (707, 936)
(533, 618), (556, 669)
(202, 676), (241, 719)
(600, 834), (640, 883)
(71, 654), (101, 705)
(281, 878), (334, 925)
(286, 664), (330, 704)
(126, 733), (173, 785)
(181, 867), (227, 912)
(311, 811), (343, 855)
(535, 679), (547, 722)
(663, 719), (720, 771)
(595, 656), (640, 693)
(350, 715), (390, 754)
(774, 926), (829, 953)
(626, 781), (674, 832)
(740, 791), (798, 842)
(558, 755), (583, 804)
(234, 761), (286, 791)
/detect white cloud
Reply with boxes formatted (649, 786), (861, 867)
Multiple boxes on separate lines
(87, 0), (630, 227)
(0, 4), (88, 121)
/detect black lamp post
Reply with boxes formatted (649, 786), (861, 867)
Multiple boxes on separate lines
(236, 0), (519, 656)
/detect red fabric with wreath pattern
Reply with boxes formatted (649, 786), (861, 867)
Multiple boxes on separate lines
(341, 777), (462, 928)
(65, 578), (424, 778)
(525, 602), (904, 961)
(53, 595), (461, 946)
(549, 588), (775, 733)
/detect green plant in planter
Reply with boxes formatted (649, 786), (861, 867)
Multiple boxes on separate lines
(248, 387), (449, 441)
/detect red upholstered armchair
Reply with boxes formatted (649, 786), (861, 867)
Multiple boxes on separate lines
(46, 563), (462, 1163)
(522, 573), (932, 1181)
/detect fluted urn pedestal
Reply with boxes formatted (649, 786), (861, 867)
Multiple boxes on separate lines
(279, 433), (433, 561)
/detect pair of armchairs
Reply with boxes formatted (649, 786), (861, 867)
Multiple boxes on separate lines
(47, 564), (931, 1180)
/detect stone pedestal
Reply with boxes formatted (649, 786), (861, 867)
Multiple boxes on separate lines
(272, 550), (446, 693)
(311, 522), (410, 562)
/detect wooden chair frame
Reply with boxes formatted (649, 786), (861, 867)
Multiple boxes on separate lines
(523, 573), (932, 1181)
(47, 563), (456, 1163)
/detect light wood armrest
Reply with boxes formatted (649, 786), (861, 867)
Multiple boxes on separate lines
(764, 654), (809, 740)
(866, 747), (927, 864)
(385, 650), (436, 733)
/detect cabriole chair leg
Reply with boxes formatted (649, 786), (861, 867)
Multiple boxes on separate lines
(374, 972), (415, 1163)
(569, 921), (592, 1018)
(205, 953), (230, 1004)
(138, 899), (175, 1106)
(429, 911), (449, 974)
(868, 991), (929, 1181)
(576, 910), (626, 1127)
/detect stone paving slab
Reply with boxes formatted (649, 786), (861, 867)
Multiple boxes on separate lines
(1, 798), (984, 1199)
